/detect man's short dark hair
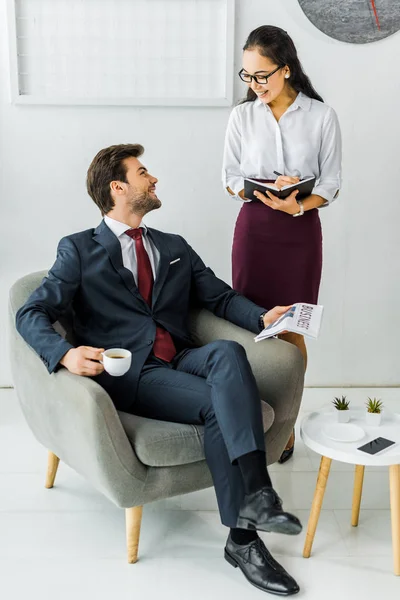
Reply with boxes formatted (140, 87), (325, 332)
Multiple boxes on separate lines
(86, 144), (144, 215)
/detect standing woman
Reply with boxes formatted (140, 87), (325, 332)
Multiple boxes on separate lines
(222, 26), (342, 462)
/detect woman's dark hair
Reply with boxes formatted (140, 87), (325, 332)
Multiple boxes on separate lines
(86, 143), (144, 215)
(241, 25), (323, 103)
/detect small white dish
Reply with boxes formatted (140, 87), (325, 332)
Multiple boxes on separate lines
(323, 423), (365, 443)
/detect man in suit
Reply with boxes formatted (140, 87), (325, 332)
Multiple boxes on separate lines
(17, 144), (302, 596)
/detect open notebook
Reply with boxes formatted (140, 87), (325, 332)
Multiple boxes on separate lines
(244, 176), (316, 201)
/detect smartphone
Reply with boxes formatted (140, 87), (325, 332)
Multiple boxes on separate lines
(357, 437), (396, 456)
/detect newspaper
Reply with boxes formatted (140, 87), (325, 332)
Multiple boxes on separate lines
(255, 303), (324, 342)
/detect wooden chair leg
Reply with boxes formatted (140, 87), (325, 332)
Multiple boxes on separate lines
(126, 506), (143, 564)
(45, 451), (60, 489)
(389, 465), (400, 576)
(303, 456), (332, 558)
(351, 465), (365, 527)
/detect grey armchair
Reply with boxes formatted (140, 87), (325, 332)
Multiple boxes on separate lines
(8, 271), (304, 563)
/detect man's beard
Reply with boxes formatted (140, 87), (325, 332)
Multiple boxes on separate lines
(128, 190), (161, 216)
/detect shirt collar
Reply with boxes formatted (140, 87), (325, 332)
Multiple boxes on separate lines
(104, 215), (148, 239)
(255, 91), (312, 112)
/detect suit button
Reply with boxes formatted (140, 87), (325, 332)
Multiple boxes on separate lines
(148, 340), (153, 345)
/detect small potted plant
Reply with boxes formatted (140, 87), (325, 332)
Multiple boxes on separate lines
(366, 397), (383, 426)
(332, 395), (350, 423)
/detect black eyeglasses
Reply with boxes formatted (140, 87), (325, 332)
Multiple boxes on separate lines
(238, 65), (283, 85)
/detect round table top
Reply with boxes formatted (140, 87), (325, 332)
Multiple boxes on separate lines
(300, 408), (400, 466)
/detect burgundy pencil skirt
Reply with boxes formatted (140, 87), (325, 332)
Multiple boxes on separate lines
(232, 200), (323, 309)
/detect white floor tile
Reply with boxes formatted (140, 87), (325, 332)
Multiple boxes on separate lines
(0, 470), (114, 512)
(0, 558), (171, 600)
(1, 387), (399, 600)
(0, 554), (398, 600)
(0, 511), (126, 560)
(285, 556), (400, 599)
(263, 509), (348, 558)
(152, 510), (228, 558)
(272, 469), (391, 510)
(334, 509), (394, 557)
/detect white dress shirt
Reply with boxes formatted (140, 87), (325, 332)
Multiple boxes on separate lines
(104, 216), (160, 284)
(222, 92), (342, 204)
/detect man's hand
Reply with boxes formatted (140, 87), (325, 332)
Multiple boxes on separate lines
(59, 346), (105, 376)
(263, 306), (293, 329)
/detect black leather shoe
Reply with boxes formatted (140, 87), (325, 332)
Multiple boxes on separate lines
(225, 533), (300, 596)
(237, 487), (302, 535)
(278, 431), (295, 464)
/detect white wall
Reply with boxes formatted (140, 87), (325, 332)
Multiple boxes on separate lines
(1, 0), (400, 387)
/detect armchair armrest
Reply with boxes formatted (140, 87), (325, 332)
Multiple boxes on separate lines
(9, 296), (147, 507)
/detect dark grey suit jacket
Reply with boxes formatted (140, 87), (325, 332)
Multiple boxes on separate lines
(16, 220), (266, 405)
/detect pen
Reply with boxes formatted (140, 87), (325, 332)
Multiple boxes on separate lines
(273, 171), (282, 177)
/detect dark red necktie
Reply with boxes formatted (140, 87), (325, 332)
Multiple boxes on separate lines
(125, 228), (176, 362)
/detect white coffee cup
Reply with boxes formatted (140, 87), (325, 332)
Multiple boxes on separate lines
(101, 348), (132, 377)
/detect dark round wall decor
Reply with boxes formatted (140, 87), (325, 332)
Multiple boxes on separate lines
(298, 0), (400, 44)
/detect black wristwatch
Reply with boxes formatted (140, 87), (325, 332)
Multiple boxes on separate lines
(258, 311), (267, 332)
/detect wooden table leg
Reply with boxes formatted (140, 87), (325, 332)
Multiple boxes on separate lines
(351, 465), (365, 527)
(389, 465), (400, 576)
(303, 456), (332, 558)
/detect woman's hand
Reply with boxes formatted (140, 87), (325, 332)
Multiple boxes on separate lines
(254, 188), (300, 215)
(274, 175), (300, 189)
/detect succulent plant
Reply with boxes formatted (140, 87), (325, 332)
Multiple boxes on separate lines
(366, 397), (383, 414)
(332, 395), (350, 411)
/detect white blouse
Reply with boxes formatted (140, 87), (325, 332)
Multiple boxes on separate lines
(222, 92), (342, 204)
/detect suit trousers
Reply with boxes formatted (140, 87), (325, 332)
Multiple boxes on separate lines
(132, 339), (267, 528)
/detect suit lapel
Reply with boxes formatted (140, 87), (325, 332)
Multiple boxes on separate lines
(147, 228), (172, 307)
(93, 220), (149, 309)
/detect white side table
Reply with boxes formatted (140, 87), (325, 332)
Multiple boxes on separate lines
(300, 408), (400, 575)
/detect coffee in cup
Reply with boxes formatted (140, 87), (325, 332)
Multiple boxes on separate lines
(101, 348), (132, 376)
